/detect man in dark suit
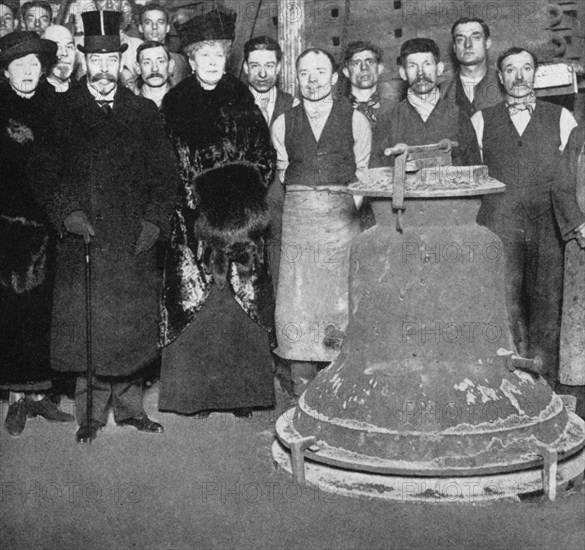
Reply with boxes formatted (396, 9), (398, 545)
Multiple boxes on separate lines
(471, 46), (585, 387)
(29, 10), (180, 443)
(242, 35), (295, 396)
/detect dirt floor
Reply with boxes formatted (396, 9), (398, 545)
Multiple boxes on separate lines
(1, 382), (584, 550)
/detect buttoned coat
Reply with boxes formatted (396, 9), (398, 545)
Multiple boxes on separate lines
(29, 78), (180, 377)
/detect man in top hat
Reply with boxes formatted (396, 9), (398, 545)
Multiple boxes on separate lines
(76, 0), (143, 91)
(29, 10), (180, 443)
(0, 1), (18, 37)
(158, 8), (278, 418)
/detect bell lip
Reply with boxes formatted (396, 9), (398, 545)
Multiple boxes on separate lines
(275, 407), (585, 477)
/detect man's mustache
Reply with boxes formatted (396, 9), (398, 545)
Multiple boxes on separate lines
(512, 80), (528, 87)
(414, 75), (433, 84)
(90, 72), (117, 83)
(146, 72), (164, 80)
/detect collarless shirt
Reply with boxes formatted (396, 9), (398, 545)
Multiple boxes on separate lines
(250, 86), (277, 124)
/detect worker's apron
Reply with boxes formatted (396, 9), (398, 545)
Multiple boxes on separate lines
(274, 185), (360, 362)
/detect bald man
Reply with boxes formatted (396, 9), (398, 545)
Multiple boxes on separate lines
(44, 25), (77, 92)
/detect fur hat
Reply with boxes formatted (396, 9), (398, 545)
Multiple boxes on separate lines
(0, 30), (56, 69)
(78, 10), (128, 54)
(177, 7), (236, 51)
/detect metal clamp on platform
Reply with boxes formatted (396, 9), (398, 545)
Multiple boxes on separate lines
(290, 436), (318, 484)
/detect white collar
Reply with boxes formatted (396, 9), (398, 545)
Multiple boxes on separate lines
(87, 80), (117, 102)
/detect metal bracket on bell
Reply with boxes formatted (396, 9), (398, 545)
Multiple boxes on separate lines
(383, 143), (409, 233)
(497, 349), (543, 377)
(290, 436), (318, 484)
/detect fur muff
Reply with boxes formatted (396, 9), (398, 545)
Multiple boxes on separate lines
(0, 214), (48, 294)
(191, 162), (269, 286)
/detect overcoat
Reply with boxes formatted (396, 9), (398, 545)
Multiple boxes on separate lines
(159, 73), (276, 346)
(28, 78), (180, 377)
(157, 72), (277, 414)
(0, 81), (55, 387)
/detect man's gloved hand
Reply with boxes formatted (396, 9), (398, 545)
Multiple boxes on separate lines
(135, 220), (160, 256)
(64, 211), (95, 243)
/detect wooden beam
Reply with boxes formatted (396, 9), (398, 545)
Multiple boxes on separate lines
(278, 0), (305, 96)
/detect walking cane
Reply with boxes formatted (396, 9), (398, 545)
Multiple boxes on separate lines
(84, 233), (94, 443)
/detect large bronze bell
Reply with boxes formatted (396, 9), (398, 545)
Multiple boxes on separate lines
(273, 141), (585, 502)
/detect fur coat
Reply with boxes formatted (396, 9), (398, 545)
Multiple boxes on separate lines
(0, 81), (55, 386)
(160, 73), (277, 346)
(0, 82), (54, 294)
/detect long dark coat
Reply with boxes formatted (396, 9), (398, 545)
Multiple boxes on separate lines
(159, 73), (276, 346)
(0, 81), (55, 387)
(28, 79), (180, 377)
(157, 73), (277, 414)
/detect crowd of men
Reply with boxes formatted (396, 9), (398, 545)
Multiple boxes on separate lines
(1, 2), (584, 444)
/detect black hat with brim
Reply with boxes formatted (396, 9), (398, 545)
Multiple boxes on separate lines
(0, 31), (57, 69)
(77, 10), (129, 54)
(178, 8), (236, 51)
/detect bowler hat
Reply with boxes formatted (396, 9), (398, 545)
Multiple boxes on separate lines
(78, 10), (128, 54)
(0, 30), (57, 69)
(178, 8), (236, 51)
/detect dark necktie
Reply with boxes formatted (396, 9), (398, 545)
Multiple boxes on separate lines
(96, 100), (113, 116)
(350, 91), (380, 126)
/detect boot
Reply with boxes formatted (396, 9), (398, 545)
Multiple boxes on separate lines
(27, 396), (74, 422)
(5, 398), (27, 436)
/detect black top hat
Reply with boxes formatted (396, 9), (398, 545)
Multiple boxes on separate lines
(78, 10), (128, 54)
(178, 8), (236, 51)
(0, 30), (57, 69)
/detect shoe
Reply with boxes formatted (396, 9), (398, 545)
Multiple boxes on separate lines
(5, 399), (27, 436)
(232, 407), (253, 418)
(118, 415), (164, 433)
(27, 397), (74, 422)
(76, 420), (102, 443)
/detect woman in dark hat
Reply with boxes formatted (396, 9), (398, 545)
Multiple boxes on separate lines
(0, 31), (74, 435)
(159, 8), (277, 418)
